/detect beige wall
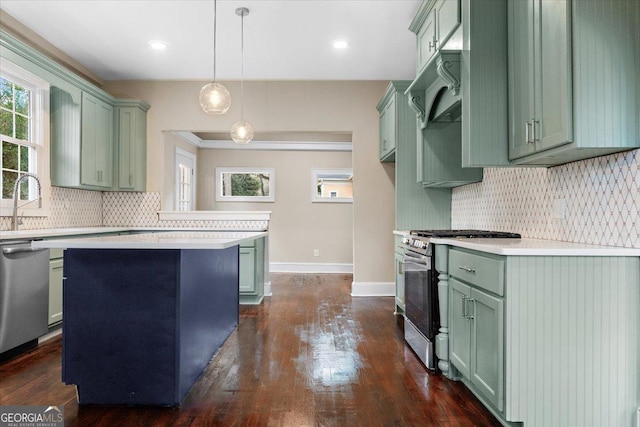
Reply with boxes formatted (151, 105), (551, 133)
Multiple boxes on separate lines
(102, 80), (394, 283)
(198, 149), (352, 264)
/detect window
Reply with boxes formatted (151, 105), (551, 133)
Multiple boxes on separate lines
(216, 167), (275, 202)
(0, 60), (48, 215)
(175, 148), (196, 211)
(311, 169), (353, 203)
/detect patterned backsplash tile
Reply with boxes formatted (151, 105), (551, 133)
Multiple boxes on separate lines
(452, 148), (639, 248)
(3, 148), (637, 247)
(0, 187), (103, 231)
(102, 192), (268, 230)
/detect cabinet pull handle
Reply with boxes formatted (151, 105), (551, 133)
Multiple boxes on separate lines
(458, 265), (476, 274)
(398, 260), (403, 275)
(533, 119), (540, 142)
(467, 298), (475, 320)
(526, 121), (536, 144)
(461, 295), (467, 319)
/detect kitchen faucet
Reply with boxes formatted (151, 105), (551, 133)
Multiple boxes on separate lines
(11, 173), (42, 231)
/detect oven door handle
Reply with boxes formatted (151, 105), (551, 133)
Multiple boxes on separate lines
(403, 251), (429, 263)
(402, 259), (430, 270)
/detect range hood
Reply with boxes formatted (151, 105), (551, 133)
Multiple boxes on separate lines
(405, 51), (462, 127)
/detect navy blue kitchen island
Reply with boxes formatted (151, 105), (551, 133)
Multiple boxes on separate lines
(33, 231), (267, 406)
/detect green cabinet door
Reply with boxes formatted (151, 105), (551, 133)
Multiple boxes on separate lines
(449, 277), (471, 378)
(470, 287), (504, 412)
(116, 105), (147, 191)
(394, 251), (405, 314)
(508, 0), (571, 160)
(508, 0), (536, 159)
(535, 0), (572, 152)
(416, 8), (437, 72)
(239, 247), (256, 294)
(413, 0), (460, 74)
(379, 95), (396, 162)
(48, 257), (63, 326)
(81, 92), (113, 188)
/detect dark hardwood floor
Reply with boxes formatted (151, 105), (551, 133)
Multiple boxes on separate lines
(0, 273), (500, 426)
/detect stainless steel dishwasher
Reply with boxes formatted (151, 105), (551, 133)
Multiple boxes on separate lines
(0, 240), (49, 354)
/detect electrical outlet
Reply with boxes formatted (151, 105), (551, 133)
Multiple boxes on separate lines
(313, 249), (320, 257)
(552, 198), (566, 219)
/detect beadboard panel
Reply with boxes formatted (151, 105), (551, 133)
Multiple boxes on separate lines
(572, 0), (639, 150)
(505, 256), (639, 427)
(461, 0), (509, 167)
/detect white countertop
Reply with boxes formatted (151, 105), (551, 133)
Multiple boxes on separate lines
(31, 231), (268, 250)
(430, 237), (640, 256)
(0, 227), (132, 241)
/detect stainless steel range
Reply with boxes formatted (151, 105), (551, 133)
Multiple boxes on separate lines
(401, 230), (521, 371)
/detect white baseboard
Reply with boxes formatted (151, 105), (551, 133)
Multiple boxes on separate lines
(264, 281), (272, 296)
(270, 262), (353, 274)
(351, 281), (395, 297)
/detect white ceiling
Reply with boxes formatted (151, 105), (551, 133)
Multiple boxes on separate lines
(0, 0), (421, 81)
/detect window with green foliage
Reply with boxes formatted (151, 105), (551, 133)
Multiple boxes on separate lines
(216, 167), (275, 202)
(1, 76), (34, 201)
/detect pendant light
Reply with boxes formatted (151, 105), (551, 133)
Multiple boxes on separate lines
(231, 7), (254, 144)
(199, 0), (231, 114)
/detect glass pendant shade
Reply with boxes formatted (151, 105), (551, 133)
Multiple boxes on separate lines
(231, 120), (254, 144)
(199, 82), (231, 114)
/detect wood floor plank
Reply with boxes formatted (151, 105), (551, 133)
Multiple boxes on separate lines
(0, 273), (500, 426)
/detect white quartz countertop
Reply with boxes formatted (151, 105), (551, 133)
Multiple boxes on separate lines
(31, 231), (268, 250)
(430, 237), (640, 256)
(0, 227), (132, 241)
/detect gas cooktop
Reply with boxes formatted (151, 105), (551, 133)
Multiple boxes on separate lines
(409, 229), (521, 239)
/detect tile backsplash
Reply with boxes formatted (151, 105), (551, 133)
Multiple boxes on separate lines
(2, 148), (638, 247)
(0, 187), (103, 231)
(452, 148), (639, 248)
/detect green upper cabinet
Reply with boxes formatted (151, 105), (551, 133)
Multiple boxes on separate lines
(412, 0), (461, 75)
(508, 0), (572, 160)
(81, 92), (113, 188)
(1, 29), (150, 191)
(378, 94), (396, 162)
(508, 0), (639, 165)
(377, 81), (413, 163)
(114, 101), (149, 191)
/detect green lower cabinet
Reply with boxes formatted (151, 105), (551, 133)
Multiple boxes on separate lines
(394, 251), (405, 314)
(450, 277), (504, 412)
(48, 249), (64, 326)
(447, 247), (639, 426)
(239, 247), (256, 294)
(469, 287), (504, 412)
(239, 238), (265, 305)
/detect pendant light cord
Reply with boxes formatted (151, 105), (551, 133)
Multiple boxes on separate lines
(240, 10), (245, 120)
(213, 0), (217, 82)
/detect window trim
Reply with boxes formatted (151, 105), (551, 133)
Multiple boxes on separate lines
(0, 59), (50, 217)
(311, 168), (353, 203)
(215, 167), (275, 203)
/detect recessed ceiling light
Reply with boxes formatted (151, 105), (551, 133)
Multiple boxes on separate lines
(333, 40), (349, 49)
(149, 40), (168, 50)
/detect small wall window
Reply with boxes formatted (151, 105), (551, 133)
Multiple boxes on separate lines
(312, 168), (353, 203)
(216, 167), (275, 202)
